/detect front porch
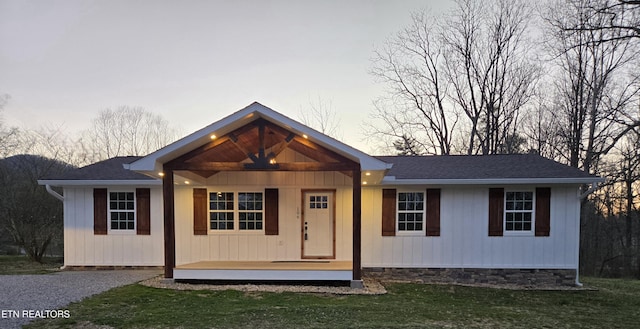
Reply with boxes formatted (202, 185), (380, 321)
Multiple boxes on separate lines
(173, 260), (353, 281)
(125, 104), (392, 284)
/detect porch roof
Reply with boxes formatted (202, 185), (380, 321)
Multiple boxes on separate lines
(125, 102), (392, 177)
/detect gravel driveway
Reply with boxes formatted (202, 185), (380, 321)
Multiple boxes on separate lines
(0, 270), (161, 329)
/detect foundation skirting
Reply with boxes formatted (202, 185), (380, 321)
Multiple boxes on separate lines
(363, 267), (577, 287)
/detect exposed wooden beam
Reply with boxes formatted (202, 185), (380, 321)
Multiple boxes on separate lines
(162, 167), (175, 279)
(261, 120), (296, 138)
(266, 132), (296, 160)
(170, 161), (358, 172)
(352, 166), (362, 281)
(258, 120), (266, 159)
(290, 136), (357, 166)
(165, 136), (232, 169)
(228, 132), (258, 162)
(176, 170), (217, 180)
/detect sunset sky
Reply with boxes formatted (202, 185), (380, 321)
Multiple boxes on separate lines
(0, 0), (452, 153)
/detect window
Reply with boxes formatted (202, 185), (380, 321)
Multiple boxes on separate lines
(238, 192), (263, 230)
(397, 192), (424, 232)
(309, 195), (328, 209)
(209, 191), (264, 231)
(505, 191), (534, 232)
(210, 192), (234, 230)
(109, 192), (135, 230)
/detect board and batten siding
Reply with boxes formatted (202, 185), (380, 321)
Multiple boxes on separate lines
(62, 187), (164, 266)
(361, 186), (580, 269)
(174, 170), (354, 266)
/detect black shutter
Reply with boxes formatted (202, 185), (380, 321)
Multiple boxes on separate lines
(535, 187), (551, 236)
(382, 189), (396, 236)
(426, 189), (441, 236)
(93, 188), (108, 235)
(193, 188), (208, 235)
(488, 188), (504, 236)
(136, 188), (151, 235)
(265, 188), (279, 235)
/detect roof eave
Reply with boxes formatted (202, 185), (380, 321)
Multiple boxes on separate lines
(381, 177), (605, 185)
(38, 179), (162, 187)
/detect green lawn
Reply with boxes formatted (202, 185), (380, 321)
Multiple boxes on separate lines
(0, 255), (63, 275)
(25, 277), (640, 328)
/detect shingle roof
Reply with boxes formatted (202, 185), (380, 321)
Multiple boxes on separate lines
(376, 154), (597, 180)
(43, 156), (155, 181)
(43, 154), (598, 183)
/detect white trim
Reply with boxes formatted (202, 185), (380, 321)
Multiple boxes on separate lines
(580, 181), (602, 199)
(503, 189), (535, 236)
(107, 189), (137, 233)
(575, 187), (583, 286)
(45, 184), (64, 201)
(396, 190), (426, 236)
(173, 268), (352, 281)
(38, 179), (161, 187)
(381, 177), (604, 185)
(208, 190), (266, 233)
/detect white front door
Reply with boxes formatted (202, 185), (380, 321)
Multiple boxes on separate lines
(302, 191), (335, 259)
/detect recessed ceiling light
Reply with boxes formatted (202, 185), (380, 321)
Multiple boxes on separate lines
(210, 134), (217, 140)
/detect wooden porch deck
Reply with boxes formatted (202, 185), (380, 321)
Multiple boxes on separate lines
(173, 261), (353, 281)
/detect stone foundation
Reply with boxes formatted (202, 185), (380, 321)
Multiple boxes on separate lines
(363, 267), (577, 287)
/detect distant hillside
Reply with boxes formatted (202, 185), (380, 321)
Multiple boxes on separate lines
(0, 154), (73, 255)
(0, 154), (75, 180)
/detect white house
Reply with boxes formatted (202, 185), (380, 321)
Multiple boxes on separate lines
(39, 102), (602, 287)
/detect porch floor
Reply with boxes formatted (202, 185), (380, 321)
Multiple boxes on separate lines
(173, 261), (353, 281)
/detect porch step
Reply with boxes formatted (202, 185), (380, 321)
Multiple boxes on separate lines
(173, 261), (353, 281)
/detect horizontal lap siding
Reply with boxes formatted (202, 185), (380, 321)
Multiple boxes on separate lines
(63, 187), (164, 266)
(362, 186), (580, 269)
(174, 170), (353, 266)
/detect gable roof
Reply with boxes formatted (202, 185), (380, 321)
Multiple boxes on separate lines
(37, 102), (603, 187)
(38, 156), (160, 186)
(377, 154), (602, 185)
(126, 102), (392, 176)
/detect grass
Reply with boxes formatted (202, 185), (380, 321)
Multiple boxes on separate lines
(0, 255), (63, 275)
(24, 277), (640, 328)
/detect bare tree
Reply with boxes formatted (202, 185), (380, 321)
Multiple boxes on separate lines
(0, 94), (19, 158)
(298, 97), (343, 140)
(521, 89), (566, 160)
(367, 0), (539, 155)
(368, 10), (455, 155)
(443, 0), (539, 154)
(580, 130), (640, 277)
(79, 106), (181, 163)
(562, 0), (640, 42)
(617, 132), (640, 252)
(544, 0), (640, 173)
(0, 154), (70, 262)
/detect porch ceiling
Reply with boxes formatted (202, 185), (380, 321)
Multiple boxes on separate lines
(164, 118), (358, 177)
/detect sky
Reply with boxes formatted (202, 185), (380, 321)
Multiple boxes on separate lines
(0, 0), (453, 153)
